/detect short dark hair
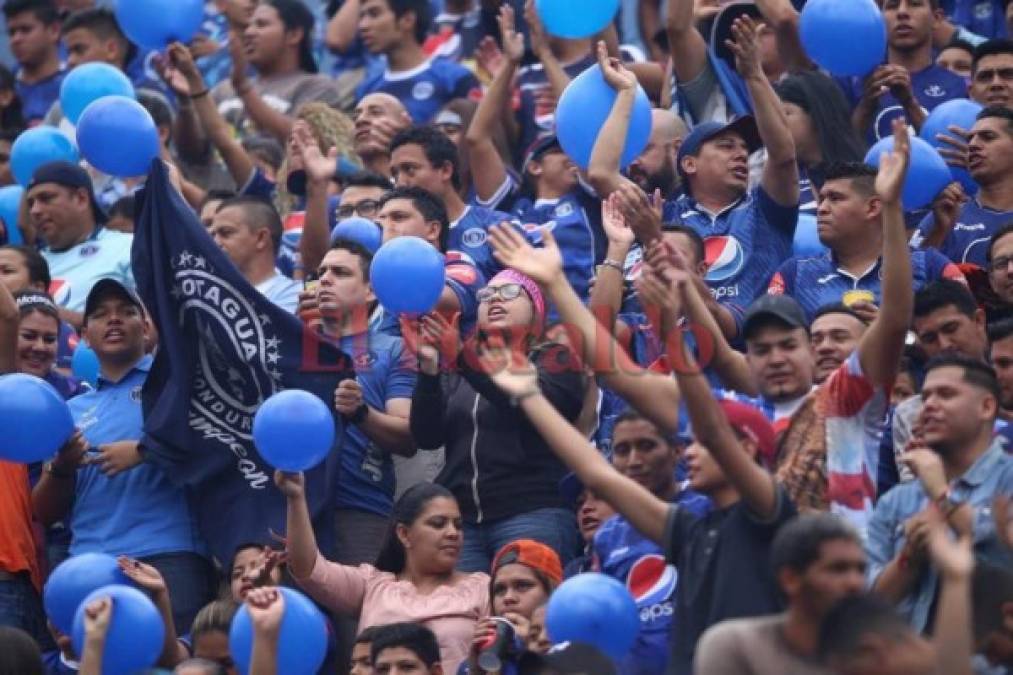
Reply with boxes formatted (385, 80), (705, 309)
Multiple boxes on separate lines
(661, 223), (706, 267)
(138, 90), (173, 131)
(977, 105), (1013, 134)
(972, 38), (1013, 74)
(386, 0), (431, 45)
(913, 280), (978, 320)
(812, 302), (866, 326)
(390, 126), (461, 190)
(201, 189), (237, 210)
(819, 161), (878, 198)
(0, 245), (50, 289)
(989, 318), (1013, 343)
(328, 238), (373, 280)
(370, 622), (441, 668)
(972, 561), (1013, 644)
(354, 625), (385, 646)
(613, 408), (678, 445)
(819, 595), (913, 662)
(924, 352), (1001, 403)
(769, 514), (862, 578)
(242, 136), (285, 173)
(344, 170), (393, 192)
(108, 195), (135, 220)
(266, 0), (318, 73)
(3, 0), (58, 24)
(377, 186), (449, 251)
(942, 37), (975, 58)
(61, 7), (126, 44)
(217, 195), (284, 253)
(987, 222), (1013, 264)
(0, 626), (43, 675)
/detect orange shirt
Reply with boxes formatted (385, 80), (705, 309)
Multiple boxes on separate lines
(0, 461), (41, 590)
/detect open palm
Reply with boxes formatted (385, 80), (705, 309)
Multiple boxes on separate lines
(488, 224), (564, 285)
(875, 118), (911, 203)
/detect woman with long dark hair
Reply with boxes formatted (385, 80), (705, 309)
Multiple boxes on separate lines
(277, 472), (489, 674)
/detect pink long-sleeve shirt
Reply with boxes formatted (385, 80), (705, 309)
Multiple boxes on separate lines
(295, 552), (490, 672)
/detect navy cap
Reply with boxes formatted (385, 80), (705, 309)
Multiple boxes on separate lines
(518, 642), (616, 675)
(83, 279), (145, 322)
(558, 472), (585, 510)
(522, 133), (563, 173)
(742, 294), (808, 340)
(676, 116), (762, 181)
(28, 161), (107, 224)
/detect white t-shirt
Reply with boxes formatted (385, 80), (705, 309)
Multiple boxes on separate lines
(43, 228), (135, 313)
(255, 271), (301, 314)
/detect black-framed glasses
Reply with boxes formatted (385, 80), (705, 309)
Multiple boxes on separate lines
(335, 199), (380, 220)
(477, 283), (524, 304)
(989, 255), (1013, 273)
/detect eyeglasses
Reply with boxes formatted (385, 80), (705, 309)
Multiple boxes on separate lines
(335, 199), (380, 220)
(989, 255), (1013, 273)
(477, 283), (524, 304)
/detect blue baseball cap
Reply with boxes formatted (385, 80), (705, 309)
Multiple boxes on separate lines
(28, 161), (107, 224)
(676, 116), (762, 184)
(522, 133), (563, 173)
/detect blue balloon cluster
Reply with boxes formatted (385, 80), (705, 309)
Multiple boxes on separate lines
(800, 0), (886, 77)
(0, 373), (75, 463)
(535, 0), (619, 39)
(71, 584), (164, 675)
(919, 98), (982, 196)
(115, 0), (204, 50)
(332, 216), (383, 254)
(253, 390), (335, 472)
(0, 185), (24, 245)
(76, 96), (161, 178)
(60, 62), (135, 125)
(370, 236), (446, 314)
(864, 133), (951, 210)
(10, 127), (79, 186)
(545, 573), (639, 661)
(230, 587), (328, 675)
(44, 553), (130, 634)
(555, 65), (653, 170)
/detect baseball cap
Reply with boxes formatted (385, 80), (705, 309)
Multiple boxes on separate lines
(492, 539), (563, 586)
(522, 134), (564, 173)
(676, 116), (762, 181)
(28, 161), (107, 224)
(83, 279), (145, 322)
(718, 399), (777, 468)
(558, 472), (585, 510)
(711, 1), (764, 64)
(518, 642), (617, 675)
(741, 294), (808, 341)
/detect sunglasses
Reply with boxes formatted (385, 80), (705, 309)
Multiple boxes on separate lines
(477, 283), (525, 304)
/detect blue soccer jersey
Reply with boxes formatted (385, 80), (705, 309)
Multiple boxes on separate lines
(448, 205), (513, 281)
(356, 57), (480, 123)
(16, 67), (65, 125)
(914, 197), (1013, 267)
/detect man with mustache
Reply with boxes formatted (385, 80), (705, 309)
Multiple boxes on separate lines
(969, 39), (1013, 109)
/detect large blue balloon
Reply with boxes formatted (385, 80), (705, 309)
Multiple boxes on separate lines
(919, 98), (982, 196)
(545, 573), (639, 661)
(864, 133), (951, 210)
(535, 0), (619, 39)
(72, 584), (164, 675)
(230, 587), (328, 675)
(71, 343), (100, 388)
(253, 390), (335, 472)
(370, 236), (446, 314)
(44, 554), (130, 634)
(76, 96), (160, 178)
(800, 0), (886, 77)
(793, 214), (828, 258)
(60, 63), (135, 125)
(556, 65), (652, 170)
(0, 373), (74, 463)
(0, 185), (24, 244)
(331, 216), (382, 254)
(115, 0), (204, 50)
(10, 127), (79, 186)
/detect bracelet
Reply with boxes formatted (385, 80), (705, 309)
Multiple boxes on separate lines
(190, 88), (210, 99)
(598, 259), (624, 273)
(510, 389), (540, 407)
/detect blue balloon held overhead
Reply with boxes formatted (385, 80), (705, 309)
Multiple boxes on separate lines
(865, 132), (951, 210)
(556, 65), (652, 170)
(331, 216), (382, 254)
(793, 214), (828, 258)
(44, 554), (130, 634)
(10, 127), (79, 186)
(253, 390), (335, 472)
(535, 0), (619, 39)
(919, 98), (982, 196)
(60, 62), (135, 125)
(0, 185), (24, 244)
(71, 343), (100, 387)
(76, 96), (160, 177)
(800, 0), (886, 77)
(370, 236), (446, 314)
(0, 373), (74, 463)
(72, 584), (164, 675)
(115, 0), (204, 50)
(230, 587), (328, 675)
(545, 572), (639, 661)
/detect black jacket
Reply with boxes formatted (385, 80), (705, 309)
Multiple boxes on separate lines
(409, 343), (585, 523)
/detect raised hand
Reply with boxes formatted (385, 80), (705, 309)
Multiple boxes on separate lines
(83, 597), (113, 639)
(597, 40), (637, 92)
(475, 36), (506, 80)
(273, 469), (305, 500)
(117, 557), (167, 597)
(875, 117), (911, 204)
(523, 0), (549, 58)
(602, 192), (635, 245)
(925, 506), (974, 580)
(246, 587), (285, 637)
(613, 182), (662, 243)
(901, 446), (947, 501)
(936, 125), (970, 170)
(726, 15), (761, 79)
(488, 223), (564, 286)
(497, 3), (525, 66)
(479, 338), (540, 398)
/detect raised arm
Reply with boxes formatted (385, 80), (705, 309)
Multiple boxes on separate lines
(587, 42), (640, 198)
(753, 0), (813, 74)
(292, 122), (337, 276)
(727, 16), (798, 207)
(925, 510), (975, 675)
(325, 0), (361, 53)
(666, 0), (710, 84)
(524, 0), (571, 100)
(228, 29), (295, 142)
(588, 192), (635, 325)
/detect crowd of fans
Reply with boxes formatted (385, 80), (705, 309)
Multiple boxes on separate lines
(0, 0), (1011, 673)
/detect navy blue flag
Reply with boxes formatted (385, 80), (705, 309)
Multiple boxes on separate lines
(132, 161), (353, 564)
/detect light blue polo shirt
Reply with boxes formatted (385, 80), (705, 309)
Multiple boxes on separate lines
(67, 355), (205, 558)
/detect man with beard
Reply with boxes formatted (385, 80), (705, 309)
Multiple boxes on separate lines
(590, 106), (687, 200)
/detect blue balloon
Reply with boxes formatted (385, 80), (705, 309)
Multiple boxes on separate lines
(535, 0), (619, 39)
(44, 554), (130, 634)
(545, 573), (639, 661)
(370, 236), (446, 314)
(60, 63), (135, 125)
(10, 127), (79, 186)
(556, 65), (652, 170)
(0, 185), (24, 245)
(793, 214), (828, 258)
(230, 587), (328, 675)
(919, 98), (982, 196)
(71, 344), (100, 387)
(865, 133), (951, 210)
(0, 373), (74, 463)
(800, 0), (886, 77)
(115, 0), (204, 50)
(253, 390), (335, 472)
(72, 584), (164, 675)
(76, 96), (160, 178)
(332, 216), (382, 254)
